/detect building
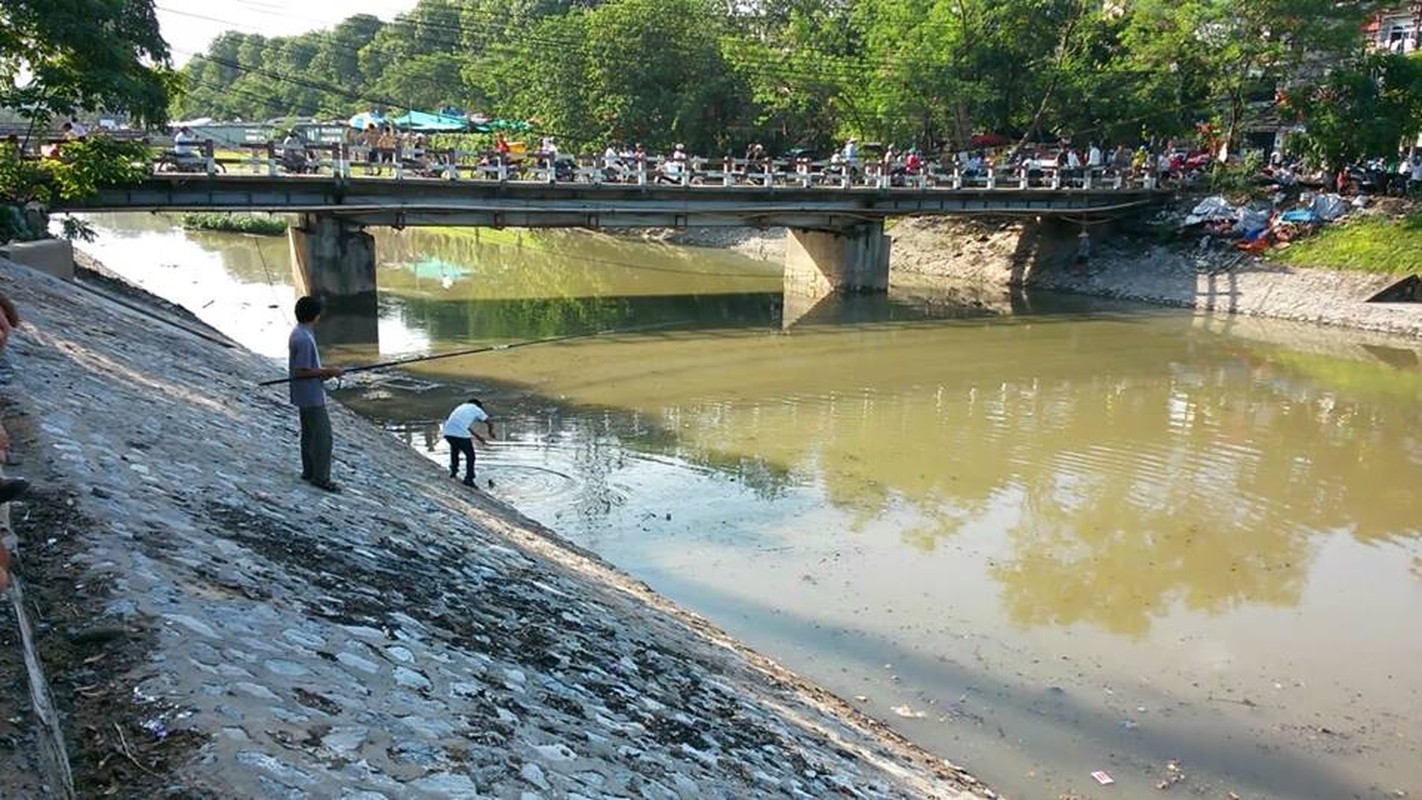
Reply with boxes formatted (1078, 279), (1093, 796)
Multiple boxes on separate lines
(1365, 6), (1422, 54)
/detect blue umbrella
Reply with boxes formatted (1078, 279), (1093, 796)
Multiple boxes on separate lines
(348, 111), (384, 130)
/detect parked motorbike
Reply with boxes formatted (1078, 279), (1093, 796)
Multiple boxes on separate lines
(155, 150), (225, 174)
(280, 149), (322, 175)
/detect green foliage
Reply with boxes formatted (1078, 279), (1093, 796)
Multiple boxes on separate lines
(0, 138), (150, 243)
(1274, 213), (1422, 275)
(0, 0), (176, 126)
(180, 212), (290, 236)
(1206, 151), (1264, 195)
(170, 0), (1390, 159)
(1283, 53), (1422, 170)
(43, 139), (154, 203)
(0, 138), (150, 206)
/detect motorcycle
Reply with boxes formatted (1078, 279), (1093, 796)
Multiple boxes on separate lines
(155, 150), (225, 174)
(280, 148), (323, 175)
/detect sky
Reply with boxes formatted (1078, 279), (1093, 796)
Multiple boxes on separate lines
(157, 0), (420, 65)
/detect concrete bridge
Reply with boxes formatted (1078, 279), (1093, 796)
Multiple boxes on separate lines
(68, 162), (1167, 313)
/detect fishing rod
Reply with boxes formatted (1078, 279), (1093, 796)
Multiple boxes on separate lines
(257, 321), (684, 387)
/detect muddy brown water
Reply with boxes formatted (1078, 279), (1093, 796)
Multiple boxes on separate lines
(71, 212), (1422, 799)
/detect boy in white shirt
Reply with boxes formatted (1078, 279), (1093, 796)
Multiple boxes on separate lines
(442, 398), (495, 486)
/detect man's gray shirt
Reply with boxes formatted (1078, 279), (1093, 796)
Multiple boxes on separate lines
(288, 323), (325, 407)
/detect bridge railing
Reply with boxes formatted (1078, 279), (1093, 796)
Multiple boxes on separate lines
(139, 139), (1163, 192)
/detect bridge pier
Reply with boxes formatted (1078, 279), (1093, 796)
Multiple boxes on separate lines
(288, 213), (379, 344)
(784, 222), (891, 295)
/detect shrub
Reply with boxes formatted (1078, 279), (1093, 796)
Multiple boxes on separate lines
(180, 212), (289, 236)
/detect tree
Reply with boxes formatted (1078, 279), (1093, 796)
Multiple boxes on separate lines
(1284, 52), (1422, 169)
(376, 53), (479, 112)
(1118, 0), (1381, 150)
(0, 0), (177, 126)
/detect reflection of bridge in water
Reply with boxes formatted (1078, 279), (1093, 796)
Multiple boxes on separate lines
(68, 170), (1167, 345)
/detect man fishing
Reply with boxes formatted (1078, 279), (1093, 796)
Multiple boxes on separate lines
(442, 398), (495, 487)
(288, 295), (344, 492)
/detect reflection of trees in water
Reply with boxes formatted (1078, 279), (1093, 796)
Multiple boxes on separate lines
(188, 230), (292, 286)
(82, 212), (293, 287)
(375, 227), (778, 302)
(395, 295), (637, 342)
(987, 360), (1420, 636)
(348, 281), (1422, 635)
(371, 226), (781, 343)
(661, 346), (1419, 635)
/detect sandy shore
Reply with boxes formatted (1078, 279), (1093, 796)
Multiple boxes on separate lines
(0, 260), (988, 799)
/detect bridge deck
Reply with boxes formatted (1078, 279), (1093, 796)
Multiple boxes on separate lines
(74, 173), (1168, 230)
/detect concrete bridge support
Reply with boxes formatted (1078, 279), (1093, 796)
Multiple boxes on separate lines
(783, 222), (891, 295)
(288, 213), (379, 344)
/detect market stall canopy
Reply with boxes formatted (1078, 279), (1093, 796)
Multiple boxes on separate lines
(388, 110), (468, 132)
(348, 111), (385, 130)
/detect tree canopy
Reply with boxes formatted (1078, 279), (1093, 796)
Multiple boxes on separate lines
(169, 0), (1413, 162)
(0, 0), (177, 125)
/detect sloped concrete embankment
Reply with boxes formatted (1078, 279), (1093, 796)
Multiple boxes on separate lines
(887, 217), (1422, 337)
(0, 260), (988, 799)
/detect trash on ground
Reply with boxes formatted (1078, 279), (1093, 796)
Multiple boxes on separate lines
(1091, 770), (1115, 785)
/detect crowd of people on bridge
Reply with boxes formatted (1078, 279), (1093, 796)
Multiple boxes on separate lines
(20, 110), (1422, 198)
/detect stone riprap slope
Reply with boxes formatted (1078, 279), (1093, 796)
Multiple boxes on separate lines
(0, 262), (986, 799)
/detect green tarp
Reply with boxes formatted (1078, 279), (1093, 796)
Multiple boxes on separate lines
(470, 119), (532, 133)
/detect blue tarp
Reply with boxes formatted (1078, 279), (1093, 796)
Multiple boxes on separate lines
(348, 111), (384, 130)
(388, 110), (468, 132)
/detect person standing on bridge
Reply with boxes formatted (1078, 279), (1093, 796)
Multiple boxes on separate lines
(288, 295), (344, 493)
(442, 398), (495, 486)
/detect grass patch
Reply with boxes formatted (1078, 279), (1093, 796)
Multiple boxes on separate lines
(181, 211), (288, 235)
(180, 212), (288, 236)
(1274, 212), (1422, 274)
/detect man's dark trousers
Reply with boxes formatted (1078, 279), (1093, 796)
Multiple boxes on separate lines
(299, 405), (333, 484)
(446, 435), (475, 483)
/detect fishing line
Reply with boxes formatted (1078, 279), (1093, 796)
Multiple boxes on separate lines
(249, 232), (287, 311)
(257, 320), (685, 387)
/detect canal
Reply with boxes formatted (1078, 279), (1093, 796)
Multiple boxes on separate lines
(71, 212), (1422, 799)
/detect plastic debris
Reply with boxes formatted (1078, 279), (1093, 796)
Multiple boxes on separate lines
(140, 717), (169, 739)
(890, 704), (926, 719)
(1156, 760), (1186, 790)
(1091, 770), (1115, 785)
